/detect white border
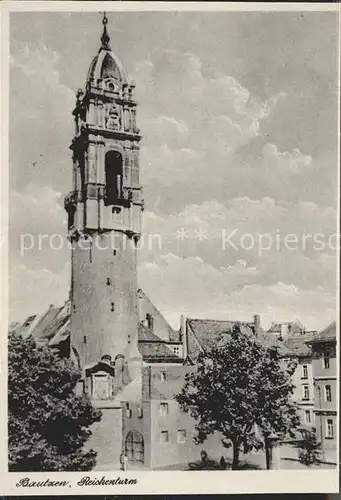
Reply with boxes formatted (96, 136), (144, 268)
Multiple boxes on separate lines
(2, 1), (341, 12)
(1, 1), (340, 495)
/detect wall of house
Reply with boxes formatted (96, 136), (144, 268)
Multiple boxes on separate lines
(141, 364), (228, 469)
(85, 404), (123, 469)
(149, 399), (225, 469)
(122, 401), (152, 468)
(312, 341), (337, 457)
(291, 357), (315, 427)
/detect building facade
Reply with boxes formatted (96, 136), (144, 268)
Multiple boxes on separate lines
(282, 336), (315, 428)
(267, 320), (306, 339)
(308, 322), (337, 462)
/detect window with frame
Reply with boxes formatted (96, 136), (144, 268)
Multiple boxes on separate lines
(177, 429), (186, 443)
(160, 403), (169, 416)
(160, 371), (166, 382)
(125, 402), (132, 418)
(173, 346), (181, 356)
(160, 431), (169, 444)
(323, 353), (330, 369)
(326, 419), (334, 438)
(305, 410), (311, 424)
(303, 385), (309, 400)
(302, 365), (308, 379)
(325, 384), (332, 402)
(92, 373), (110, 400)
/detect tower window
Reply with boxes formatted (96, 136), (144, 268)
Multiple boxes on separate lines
(105, 151), (123, 205)
(106, 277), (111, 286)
(83, 336), (87, 344)
(110, 302), (115, 312)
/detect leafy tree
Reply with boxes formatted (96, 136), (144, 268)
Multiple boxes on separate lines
(176, 325), (300, 469)
(296, 428), (322, 466)
(8, 332), (101, 471)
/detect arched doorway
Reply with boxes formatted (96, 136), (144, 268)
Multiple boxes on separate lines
(125, 430), (144, 464)
(105, 150), (123, 205)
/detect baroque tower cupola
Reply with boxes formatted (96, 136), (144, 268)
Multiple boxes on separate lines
(65, 14), (143, 389)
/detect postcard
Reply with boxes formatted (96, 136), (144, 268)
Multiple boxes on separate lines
(1, 1), (339, 495)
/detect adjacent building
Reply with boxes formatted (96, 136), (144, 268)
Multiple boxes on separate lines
(268, 320), (306, 339)
(282, 336), (315, 428)
(307, 322), (337, 462)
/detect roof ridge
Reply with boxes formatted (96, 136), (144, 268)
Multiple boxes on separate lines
(187, 318), (247, 324)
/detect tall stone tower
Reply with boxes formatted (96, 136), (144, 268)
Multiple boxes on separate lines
(64, 15), (143, 386)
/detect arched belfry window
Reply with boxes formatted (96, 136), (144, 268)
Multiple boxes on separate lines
(105, 151), (123, 205)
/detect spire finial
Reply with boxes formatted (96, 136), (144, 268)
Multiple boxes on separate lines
(101, 12), (111, 50)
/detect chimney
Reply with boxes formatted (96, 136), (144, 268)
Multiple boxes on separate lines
(254, 314), (261, 336)
(146, 313), (154, 331)
(180, 314), (187, 358)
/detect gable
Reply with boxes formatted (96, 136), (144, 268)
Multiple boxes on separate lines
(137, 289), (179, 342)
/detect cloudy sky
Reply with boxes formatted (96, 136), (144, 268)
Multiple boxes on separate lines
(9, 10), (338, 330)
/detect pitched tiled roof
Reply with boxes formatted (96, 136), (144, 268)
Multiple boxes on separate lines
(138, 323), (164, 342)
(40, 315), (70, 343)
(14, 314), (41, 339)
(309, 321), (336, 344)
(115, 373), (142, 403)
(282, 337), (313, 357)
(48, 318), (71, 347)
(268, 320), (304, 334)
(31, 306), (63, 341)
(187, 318), (295, 358)
(137, 289), (180, 342)
(138, 323), (182, 363)
(187, 318), (253, 351)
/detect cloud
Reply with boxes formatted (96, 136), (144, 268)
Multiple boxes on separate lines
(10, 42), (75, 192)
(133, 48), (335, 214)
(10, 183), (66, 239)
(139, 197), (336, 300)
(138, 253), (260, 323)
(262, 143), (312, 174)
(9, 183), (69, 271)
(143, 197), (336, 247)
(9, 261), (70, 323)
(134, 48), (277, 204)
(138, 253), (335, 331)
(141, 115), (189, 149)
